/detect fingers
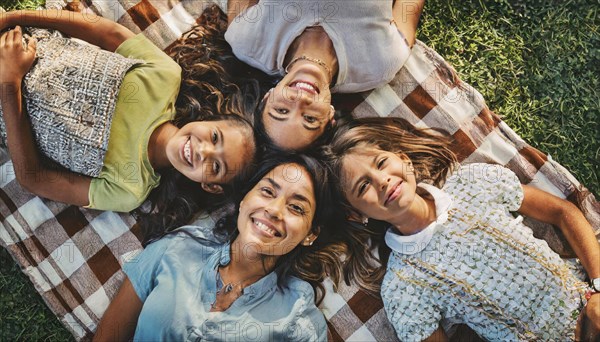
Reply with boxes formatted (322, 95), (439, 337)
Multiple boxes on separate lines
(0, 30), (7, 46)
(12, 25), (21, 45)
(5, 26), (14, 45)
(27, 37), (37, 54)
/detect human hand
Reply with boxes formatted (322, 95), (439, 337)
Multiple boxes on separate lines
(581, 293), (600, 340)
(0, 25), (36, 84)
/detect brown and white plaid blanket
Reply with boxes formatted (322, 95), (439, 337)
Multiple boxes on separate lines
(1, 1), (598, 341)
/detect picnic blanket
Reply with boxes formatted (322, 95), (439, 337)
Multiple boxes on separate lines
(1, 1), (598, 341)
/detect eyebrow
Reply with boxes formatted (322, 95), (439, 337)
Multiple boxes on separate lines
(292, 193), (313, 208)
(219, 128), (228, 175)
(266, 178), (281, 190)
(350, 155), (378, 196)
(266, 178), (312, 207)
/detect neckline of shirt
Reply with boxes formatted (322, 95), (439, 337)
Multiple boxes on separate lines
(384, 183), (453, 255)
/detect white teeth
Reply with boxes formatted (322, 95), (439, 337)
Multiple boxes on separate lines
(293, 82), (317, 93)
(254, 219), (278, 236)
(184, 139), (192, 165)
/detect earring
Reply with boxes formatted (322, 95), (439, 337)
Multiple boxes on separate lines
(305, 237), (314, 246)
(362, 217), (369, 226)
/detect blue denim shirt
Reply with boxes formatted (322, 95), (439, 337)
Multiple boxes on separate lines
(123, 225), (327, 341)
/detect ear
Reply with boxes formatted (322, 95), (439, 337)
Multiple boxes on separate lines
(301, 228), (319, 246)
(346, 209), (366, 223)
(328, 105), (336, 124)
(200, 183), (224, 194)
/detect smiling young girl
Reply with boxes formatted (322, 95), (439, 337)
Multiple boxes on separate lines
(94, 154), (343, 341)
(327, 117), (600, 340)
(0, 10), (257, 212)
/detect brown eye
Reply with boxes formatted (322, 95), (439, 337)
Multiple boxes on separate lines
(212, 131), (218, 144)
(304, 115), (318, 124)
(289, 203), (305, 215)
(260, 187), (275, 197)
(358, 181), (369, 195)
(276, 108), (289, 114)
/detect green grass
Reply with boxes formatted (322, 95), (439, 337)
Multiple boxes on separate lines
(0, 0), (598, 340)
(419, 0), (599, 196)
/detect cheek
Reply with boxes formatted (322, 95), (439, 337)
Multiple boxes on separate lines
(284, 215), (312, 243)
(351, 192), (382, 217)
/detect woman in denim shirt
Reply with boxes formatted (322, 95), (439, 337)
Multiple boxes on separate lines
(94, 154), (344, 341)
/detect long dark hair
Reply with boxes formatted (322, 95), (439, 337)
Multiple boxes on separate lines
(138, 5), (264, 242)
(325, 117), (457, 294)
(212, 153), (345, 305)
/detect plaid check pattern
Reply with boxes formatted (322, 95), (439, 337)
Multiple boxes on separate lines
(0, 1), (598, 341)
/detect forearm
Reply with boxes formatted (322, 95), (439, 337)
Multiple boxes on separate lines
(0, 82), (92, 205)
(556, 206), (600, 279)
(1, 10), (134, 51)
(520, 185), (600, 279)
(392, 0), (425, 47)
(0, 81), (46, 189)
(94, 277), (142, 342)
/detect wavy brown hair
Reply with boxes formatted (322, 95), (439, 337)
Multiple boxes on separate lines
(325, 117), (457, 294)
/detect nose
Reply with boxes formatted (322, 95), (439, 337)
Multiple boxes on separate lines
(264, 196), (285, 220)
(375, 172), (391, 191)
(197, 142), (216, 163)
(287, 88), (314, 105)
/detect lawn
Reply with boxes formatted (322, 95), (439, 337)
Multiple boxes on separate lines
(0, 0), (598, 340)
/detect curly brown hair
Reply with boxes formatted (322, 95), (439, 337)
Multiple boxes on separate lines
(138, 5), (269, 243)
(168, 4), (270, 124)
(324, 117), (457, 294)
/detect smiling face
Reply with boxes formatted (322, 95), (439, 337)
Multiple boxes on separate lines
(262, 62), (335, 150)
(341, 147), (418, 224)
(166, 120), (255, 187)
(237, 163), (317, 256)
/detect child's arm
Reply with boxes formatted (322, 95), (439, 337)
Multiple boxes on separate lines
(392, 0), (425, 47)
(518, 184), (600, 333)
(93, 277), (143, 341)
(0, 27), (92, 206)
(0, 9), (134, 52)
(518, 184), (599, 280)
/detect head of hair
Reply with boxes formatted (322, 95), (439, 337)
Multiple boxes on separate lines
(324, 116), (457, 294)
(212, 152), (345, 305)
(137, 5), (263, 243)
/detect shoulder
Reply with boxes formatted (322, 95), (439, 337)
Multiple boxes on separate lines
(116, 34), (181, 79)
(445, 163), (521, 195)
(444, 163), (524, 211)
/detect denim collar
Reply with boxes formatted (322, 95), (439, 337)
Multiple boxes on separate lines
(204, 243), (279, 306)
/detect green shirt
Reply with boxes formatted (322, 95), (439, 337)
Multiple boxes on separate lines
(87, 34), (181, 212)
